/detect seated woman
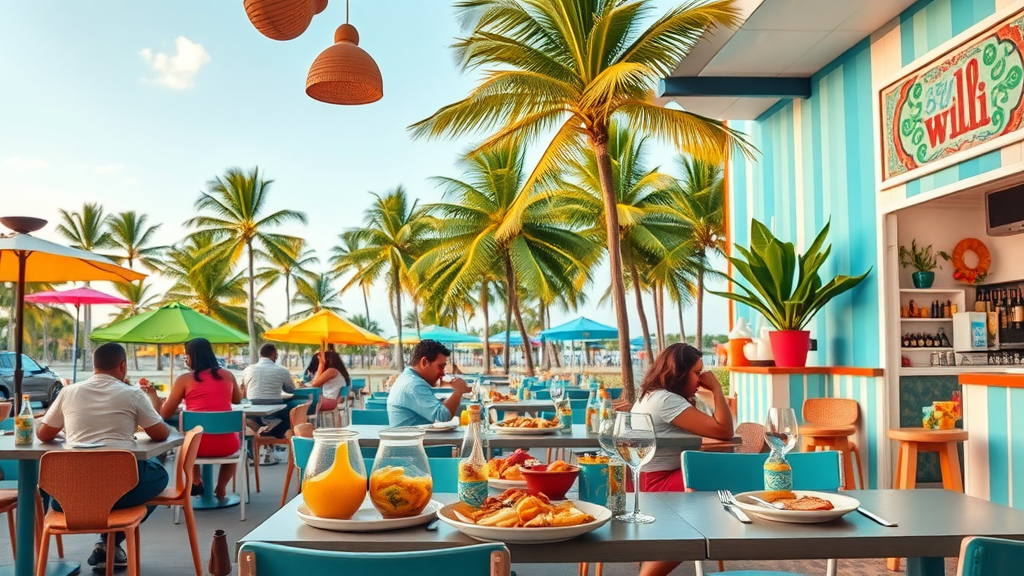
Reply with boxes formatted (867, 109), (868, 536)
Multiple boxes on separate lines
(308, 350), (351, 425)
(631, 343), (734, 576)
(143, 337), (242, 501)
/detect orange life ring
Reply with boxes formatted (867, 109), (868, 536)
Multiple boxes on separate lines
(950, 238), (990, 284)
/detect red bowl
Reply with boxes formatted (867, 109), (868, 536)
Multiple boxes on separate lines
(520, 464), (580, 500)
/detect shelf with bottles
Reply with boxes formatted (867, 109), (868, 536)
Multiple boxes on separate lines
(899, 289), (964, 321)
(971, 283), (1024, 346)
(900, 328), (952, 350)
(900, 318), (953, 323)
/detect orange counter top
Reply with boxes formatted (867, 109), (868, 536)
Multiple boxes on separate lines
(729, 366), (884, 377)
(958, 372), (1024, 389)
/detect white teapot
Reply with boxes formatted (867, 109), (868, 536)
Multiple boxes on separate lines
(743, 326), (774, 361)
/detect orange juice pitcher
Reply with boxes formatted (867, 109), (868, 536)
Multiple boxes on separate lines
(302, 429), (367, 519)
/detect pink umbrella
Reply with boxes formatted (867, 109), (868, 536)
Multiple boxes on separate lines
(26, 286), (131, 383)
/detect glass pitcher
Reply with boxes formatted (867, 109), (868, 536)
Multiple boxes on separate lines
(369, 428), (433, 518)
(302, 428), (367, 519)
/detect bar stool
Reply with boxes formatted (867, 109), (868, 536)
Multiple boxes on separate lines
(800, 398), (863, 490)
(886, 427), (968, 571)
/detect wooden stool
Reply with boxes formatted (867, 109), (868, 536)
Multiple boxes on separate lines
(802, 398), (865, 490)
(886, 427), (968, 571)
(800, 424), (857, 490)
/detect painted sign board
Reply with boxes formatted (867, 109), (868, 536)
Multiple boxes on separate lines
(880, 8), (1024, 183)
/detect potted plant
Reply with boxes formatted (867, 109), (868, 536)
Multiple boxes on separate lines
(899, 240), (941, 288)
(710, 219), (871, 367)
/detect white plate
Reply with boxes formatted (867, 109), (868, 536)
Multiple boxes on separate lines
(732, 490), (860, 524)
(491, 426), (559, 435)
(488, 478), (529, 490)
(418, 419), (459, 432)
(296, 498), (442, 532)
(437, 500), (611, 543)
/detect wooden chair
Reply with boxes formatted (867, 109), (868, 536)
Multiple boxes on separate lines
(182, 410), (249, 521)
(802, 398), (863, 490)
(0, 489), (14, 558)
(279, 404), (313, 507)
(253, 402), (309, 495)
(238, 541), (510, 576)
(736, 422), (769, 453)
(145, 426), (204, 576)
(956, 536), (1024, 575)
(37, 450), (145, 576)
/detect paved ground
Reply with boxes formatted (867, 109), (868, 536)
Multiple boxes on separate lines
(15, 449), (957, 576)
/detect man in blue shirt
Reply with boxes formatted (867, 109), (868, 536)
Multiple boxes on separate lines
(387, 339), (471, 427)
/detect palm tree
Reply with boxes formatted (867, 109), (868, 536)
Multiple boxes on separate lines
(162, 236), (254, 334)
(106, 211), (165, 271)
(57, 202), (114, 370)
(673, 157), (725, 352)
(110, 280), (160, 370)
(291, 273), (344, 318)
(185, 167), (307, 363)
(330, 233), (374, 322)
(256, 237), (319, 321)
(342, 187), (432, 370)
(411, 0), (751, 399)
(414, 144), (599, 377)
(350, 314), (382, 335)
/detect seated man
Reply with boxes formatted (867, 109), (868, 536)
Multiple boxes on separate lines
(387, 339), (471, 427)
(240, 342), (296, 437)
(37, 342), (170, 573)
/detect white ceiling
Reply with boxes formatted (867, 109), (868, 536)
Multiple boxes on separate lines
(665, 0), (919, 120)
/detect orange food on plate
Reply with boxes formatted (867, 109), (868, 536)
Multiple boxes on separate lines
(368, 465), (433, 519)
(497, 416), (559, 429)
(488, 390), (515, 403)
(487, 449), (537, 480)
(451, 489), (595, 528)
(577, 454), (610, 465)
(546, 460), (573, 472)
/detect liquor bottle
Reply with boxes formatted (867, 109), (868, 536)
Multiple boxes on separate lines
(902, 334), (911, 348)
(925, 333), (934, 348)
(945, 300), (952, 318)
(938, 328), (951, 348)
(585, 389), (600, 432)
(558, 399), (573, 433)
(14, 394), (34, 446)
(458, 405), (488, 507)
(1013, 289), (1024, 329)
(597, 389), (614, 434)
(1000, 290), (1009, 330)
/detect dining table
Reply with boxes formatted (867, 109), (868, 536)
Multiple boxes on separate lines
(238, 489), (1024, 576)
(0, 431), (183, 576)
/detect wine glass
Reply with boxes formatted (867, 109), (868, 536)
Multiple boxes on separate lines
(598, 415), (616, 457)
(612, 411), (656, 523)
(479, 383), (493, 431)
(764, 407), (800, 455)
(549, 377), (565, 406)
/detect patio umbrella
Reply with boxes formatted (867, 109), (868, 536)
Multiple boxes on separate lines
(90, 302), (249, 381)
(0, 216), (145, 412)
(540, 317), (618, 374)
(417, 325), (482, 344)
(486, 329), (540, 348)
(387, 333), (421, 345)
(25, 286), (131, 384)
(264, 309), (388, 349)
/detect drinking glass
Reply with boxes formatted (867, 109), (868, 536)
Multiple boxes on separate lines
(549, 377), (565, 406)
(612, 411), (656, 523)
(597, 415), (616, 457)
(479, 383), (493, 431)
(763, 407), (800, 455)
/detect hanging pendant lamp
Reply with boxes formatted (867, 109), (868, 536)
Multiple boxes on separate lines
(243, 0), (316, 41)
(305, 0), (382, 105)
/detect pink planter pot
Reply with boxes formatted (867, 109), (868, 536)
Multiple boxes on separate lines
(769, 330), (811, 368)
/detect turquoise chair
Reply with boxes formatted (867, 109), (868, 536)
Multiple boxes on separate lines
(569, 399), (588, 413)
(292, 388), (321, 417)
(956, 536), (1024, 575)
(238, 541), (511, 575)
(607, 388), (623, 400)
(352, 408), (389, 425)
(681, 450), (842, 576)
(371, 391), (390, 400)
(566, 390), (592, 400)
(365, 399), (388, 411)
(351, 377), (367, 408)
(181, 410), (249, 520)
(533, 390), (551, 400)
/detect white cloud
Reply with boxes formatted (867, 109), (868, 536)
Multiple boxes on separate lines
(139, 36), (210, 90)
(94, 163), (125, 175)
(123, 177), (138, 185)
(1, 156), (49, 171)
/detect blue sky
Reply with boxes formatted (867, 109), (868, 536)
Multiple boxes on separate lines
(0, 0), (730, 338)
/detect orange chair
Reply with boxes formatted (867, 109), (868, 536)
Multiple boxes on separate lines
(146, 427), (204, 576)
(37, 450), (145, 576)
(736, 422), (769, 454)
(252, 403), (308, 494)
(801, 398), (863, 490)
(0, 490), (14, 558)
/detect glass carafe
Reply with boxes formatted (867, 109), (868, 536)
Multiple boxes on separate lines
(302, 429), (367, 519)
(369, 428), (433, 518)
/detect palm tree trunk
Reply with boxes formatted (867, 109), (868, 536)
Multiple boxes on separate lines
(590, 134), (634, 402)
(393, 269), (405, 370)
(42, 315), (49, 364)
(656, 283), (666, 352)
(413, 299), (421, 338)
(481, 282), (491, 375)
(695, 262), (705, 355)
(83, 303), (92, 370)
(247, 241), (258, 364)
(132, 344), (139, 371)
(678, 298), (687, 343)
(540, 304), (550, 370)
(629, 258), (654, 367)
(285, 274), (291, 320)
(549, 307), (562, 368)
(157, 344), (163, 371)
(503, 293), (512, 375)
(502, 253), (535, 376)
(363, 284), (371, 322)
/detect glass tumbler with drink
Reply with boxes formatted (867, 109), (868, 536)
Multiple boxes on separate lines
(763, 407), (800, 492)
(612, 411), (656, 523)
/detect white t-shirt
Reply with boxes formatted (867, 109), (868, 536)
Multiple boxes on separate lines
(631, 389), (692, 472)
(40, 374), (164, 447)
(241, 357), (294, 401)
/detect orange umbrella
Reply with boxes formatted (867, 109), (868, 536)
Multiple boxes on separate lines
(263, 309), (387, 349)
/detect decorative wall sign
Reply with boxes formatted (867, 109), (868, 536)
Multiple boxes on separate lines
(881, 8), (1024, 183)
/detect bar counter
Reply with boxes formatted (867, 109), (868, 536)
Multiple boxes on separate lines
(958, 371), (1024, 510)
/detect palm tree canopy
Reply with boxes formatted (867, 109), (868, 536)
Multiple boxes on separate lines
(57, 202), (113, 252)
(291, 273), (345, 318)
(256, 237), (319, 296)
(110, 280), (161, 324)
(161, 236), (255, 333)
(106, 211), (165, 271)
(674, 156), (726, 260)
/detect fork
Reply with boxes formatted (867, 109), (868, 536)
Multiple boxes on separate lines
(717, 490), (752, 523)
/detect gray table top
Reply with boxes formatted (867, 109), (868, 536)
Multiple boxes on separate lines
(347, 424), (704, 450)
(238, 493), (706, 563)
(238, 403), (288, 417)
(657, 489), (1024, 561)
(0, 431), (183, 460)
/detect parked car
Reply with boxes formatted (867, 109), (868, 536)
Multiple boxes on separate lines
(0, 351), (64, 406)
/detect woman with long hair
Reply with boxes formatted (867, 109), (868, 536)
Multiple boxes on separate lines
(143, 337), (242, 501)
(308, 349), (351, 424)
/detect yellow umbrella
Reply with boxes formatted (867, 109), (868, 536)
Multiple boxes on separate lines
(263, 309), (388, 349)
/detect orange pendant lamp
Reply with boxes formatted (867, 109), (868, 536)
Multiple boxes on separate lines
(243, 0), (316, 41)
(305, 0), (382, 105)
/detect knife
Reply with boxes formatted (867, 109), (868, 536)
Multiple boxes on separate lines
(723, 504), (752, 524)
(857, 507), (897, 527)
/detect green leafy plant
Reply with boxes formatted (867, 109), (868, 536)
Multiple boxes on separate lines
(899, 240), (941, 272)
(709, 219), (871, 331)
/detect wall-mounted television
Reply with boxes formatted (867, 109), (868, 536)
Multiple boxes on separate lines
(986, 183), (1024, 236)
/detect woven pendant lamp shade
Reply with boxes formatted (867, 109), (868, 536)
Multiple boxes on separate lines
(306, 23), (383, 105)
(243, 0), (315, 41)
(314, 0), (328, 14)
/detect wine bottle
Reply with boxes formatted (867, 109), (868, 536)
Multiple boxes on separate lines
(1013, 289), (1024, 329)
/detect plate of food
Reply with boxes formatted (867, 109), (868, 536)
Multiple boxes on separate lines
(296, 498), (443, 532)
(731, 490), (860, 524)
(418, 418), (459, 432)
(487, 390), (516, 403)
(491, 416), (560, 435)
(486, 449), (536, 489)
(437, 489), (610, 543)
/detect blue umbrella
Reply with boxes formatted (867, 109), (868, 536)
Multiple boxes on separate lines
(486, 329), (539, 347)
(418, 325), (482, 344)
(540, 317), (618, 341)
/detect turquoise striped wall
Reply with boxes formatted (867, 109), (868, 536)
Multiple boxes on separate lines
(963, 382), (1024, 510)
(728, 0), (1003, 366)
